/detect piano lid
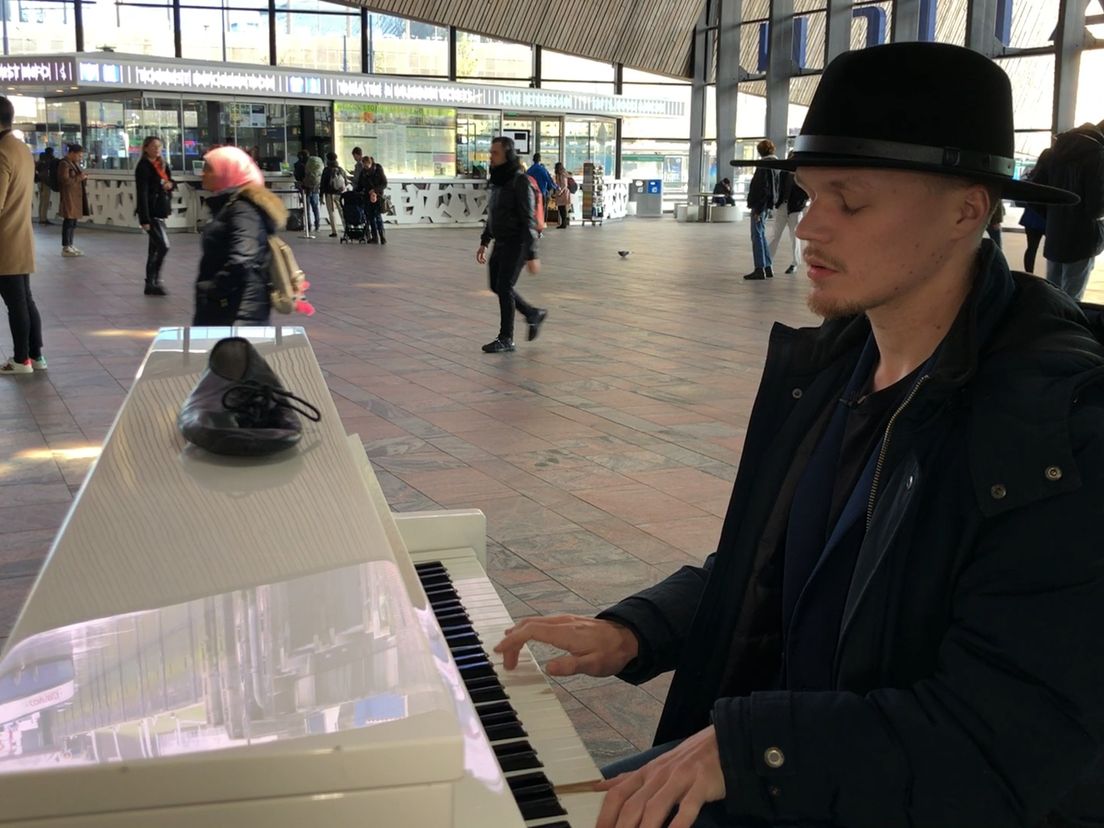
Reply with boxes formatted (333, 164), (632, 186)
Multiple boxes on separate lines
(0, 560), (464, 823)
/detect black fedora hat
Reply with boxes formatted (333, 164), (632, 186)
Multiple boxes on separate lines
(731, 42), (1077, 206)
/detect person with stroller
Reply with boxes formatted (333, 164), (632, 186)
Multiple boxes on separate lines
(356, 156), (388, 244)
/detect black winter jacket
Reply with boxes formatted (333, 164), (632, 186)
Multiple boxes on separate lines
(599, 242), (1104, 828)
(134, 156), (175, 225)
(1033, 124), (1104, 263)
(194, 185), (286, 326)
(747, 159), (780, 213)
(480, 163), (539, 258)
(777, 170), (809, 213)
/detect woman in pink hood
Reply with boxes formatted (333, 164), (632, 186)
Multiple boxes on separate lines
(193, 147), (288, 325)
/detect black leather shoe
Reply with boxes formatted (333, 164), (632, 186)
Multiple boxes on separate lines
(178, 337), (321, 456)
(379, 233), (387, 245)
(482, 338), (516, 353)
(527, 309), (547, 342)
(743, 269), (765, 280)
(145, 283), (167, 296)
(765, 267), (775, 278)
(785, 264), (797, 274)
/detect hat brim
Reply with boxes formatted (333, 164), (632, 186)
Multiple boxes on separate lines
(731, 155), (1079, 206)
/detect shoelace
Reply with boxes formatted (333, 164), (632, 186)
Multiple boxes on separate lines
(221, 380), (322, 427)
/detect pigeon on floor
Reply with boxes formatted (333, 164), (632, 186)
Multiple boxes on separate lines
(618, 250), (630, 258)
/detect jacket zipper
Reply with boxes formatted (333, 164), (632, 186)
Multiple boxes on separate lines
(865, 374), (930, 529)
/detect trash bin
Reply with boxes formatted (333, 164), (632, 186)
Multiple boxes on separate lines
(635, 179), (663, 217)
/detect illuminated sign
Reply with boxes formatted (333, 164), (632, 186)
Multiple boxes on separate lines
(0, 54), (681, 117)
(0, 58), (76, 86)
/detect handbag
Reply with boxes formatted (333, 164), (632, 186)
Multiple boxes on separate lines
(178, 337), (321, 456)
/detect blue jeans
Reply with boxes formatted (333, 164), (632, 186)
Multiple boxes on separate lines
(601, 739), (733, 827)
(750, 211), (772, 270)
(1046, 257), (1096, 301)
(306, 191), (321, 233)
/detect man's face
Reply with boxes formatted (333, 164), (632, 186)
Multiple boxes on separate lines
(489, 142), (505, 167)
(69, 150), (83, 164)
(794, 167), (972, 319)
(352, 150), (361, 163)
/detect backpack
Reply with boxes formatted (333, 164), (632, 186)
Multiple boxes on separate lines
(567, 175), (578, 194)
(526, 174), (546, 233)
(321, 166), (344, 195)
(267, 236), (313, 315)
(225, 192), (314, 315)
(47, 157), (60, 192)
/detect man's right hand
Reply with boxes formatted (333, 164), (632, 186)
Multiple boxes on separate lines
(494, 615), (639, 677)
(476, 245), (487, 264)
(141, 224), (150, 231)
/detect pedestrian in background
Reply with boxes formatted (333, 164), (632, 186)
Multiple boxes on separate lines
(553, 161), (571, 228)
(476, 136), (546, 353)
(743, 139), (779, 280)
(1033, 120), (1104, 299)
(134, 135), (175, 296)
(34, 147), (54, 225)
(320, 152), (348, 238)
(767, 166), (808, 274)
(193, 147), (287, 326)
(0, 96), (46, 375)
(58, 142), (88, 257)
(301, 151), (324, 239)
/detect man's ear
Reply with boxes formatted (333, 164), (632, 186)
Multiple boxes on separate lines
(951, 183), (993, 240)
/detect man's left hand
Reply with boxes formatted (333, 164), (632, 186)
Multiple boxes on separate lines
(595, 725), (726, 828)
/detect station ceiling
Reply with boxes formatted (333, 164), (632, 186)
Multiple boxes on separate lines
(337, 0), (704, 78)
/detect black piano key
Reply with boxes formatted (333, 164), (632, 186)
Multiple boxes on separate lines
(436, 610), (473, 627)
(454, 651), (491, 668)
(463, 673), (503, 690)
(506, 771), (553, 793)
(430, 598), (465, 614)
(534, 822), (571, 828)
(443, 630), (481, 648)
(413, 560), (445, 572)
(493, 740), (543, 772)
(518, 797), (568, 821)
(459, 661), (497, 681)
(484, 720), (527, 741)
(480, 710), (521, 729)
(448, 643), (485, 659)
(469, 684), (508, 704)
(424, 584), (460, 599)
(475, 700), (515, 718)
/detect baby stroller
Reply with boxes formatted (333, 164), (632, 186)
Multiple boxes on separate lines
(339, 191), (368, 244)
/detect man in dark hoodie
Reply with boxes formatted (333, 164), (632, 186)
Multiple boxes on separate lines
(1033, 120), (1104, 299)
(476, 136), (546, 353)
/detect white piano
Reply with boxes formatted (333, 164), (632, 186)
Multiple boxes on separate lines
(0, 327), (606, 827)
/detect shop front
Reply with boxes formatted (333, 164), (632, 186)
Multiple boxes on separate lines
(1, 53), (683, 229)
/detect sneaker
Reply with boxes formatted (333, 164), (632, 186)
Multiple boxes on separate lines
(0, 359), (33, 375)
(144, 283), (167, 296)
(743, 269), (765, 280)
(785, 264), (797, 274)
(31, 356), (47, 371)
(481, 338), (516, 353)
(62, 247), (79, 257)
(329, 232), (337, 238)
(71, 247), (84, 256)
(527, 309), (547, 342)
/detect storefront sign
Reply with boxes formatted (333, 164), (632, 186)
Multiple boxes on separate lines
(0, 58), (76, 86)
(2, 54), (683, 118)
(0, 681), (75, 725)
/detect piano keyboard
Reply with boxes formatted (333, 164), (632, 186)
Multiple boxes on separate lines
(413, 556), (607, 828)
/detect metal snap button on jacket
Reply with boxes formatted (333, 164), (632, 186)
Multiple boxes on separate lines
(990, 483), (1007, 500)
(1045, 465), (1063, 481)
(764, 747), (785, 768)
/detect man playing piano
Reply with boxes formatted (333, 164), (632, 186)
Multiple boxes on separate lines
(496, 43), (1104, 828)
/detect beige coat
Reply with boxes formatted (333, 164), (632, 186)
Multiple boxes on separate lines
(553, 171), (571, 207)
(57, 157), (86, 220)
(0, 131), (35, 275)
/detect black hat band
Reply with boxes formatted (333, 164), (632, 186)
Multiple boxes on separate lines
(792, 135), (1015, 177)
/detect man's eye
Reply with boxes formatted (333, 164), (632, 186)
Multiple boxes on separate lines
(840, 200), (863, 215)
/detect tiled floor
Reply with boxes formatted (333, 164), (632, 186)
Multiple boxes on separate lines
(0, 215), (1101, 766)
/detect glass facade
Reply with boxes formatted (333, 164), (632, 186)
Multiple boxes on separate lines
(455, 30), (531, 83)
(366, 12), (447, 76)
(335, 101), (456, 178)
(82, 0), (176, 56)
(456, 109), (499, 178)
(275, 0), (359, 73)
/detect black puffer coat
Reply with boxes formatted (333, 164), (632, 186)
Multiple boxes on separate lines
(1033, 123), (1104, 263)
(598, 242), (1104, 828)
(480, 163), (538, 255)
(194, 185), (287, 326)
(134, 156), (175, 226)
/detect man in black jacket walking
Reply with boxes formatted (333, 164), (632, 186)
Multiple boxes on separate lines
(496, 44), (1104, 828)
(744, 140), (780, 280)
(476, 136), (546, 353)
(1033, 121), (1104, 300)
